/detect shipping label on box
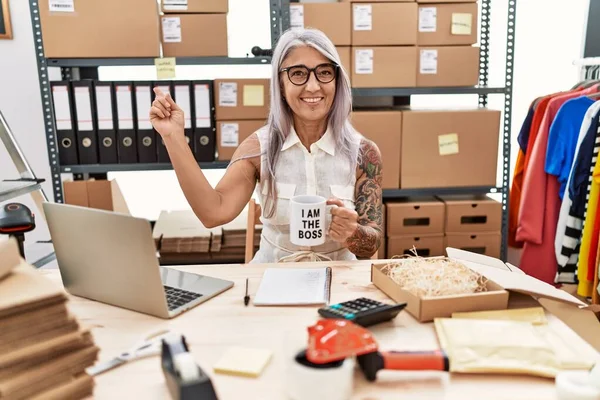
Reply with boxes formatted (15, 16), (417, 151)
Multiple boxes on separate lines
(419, 7), (437, 32)
(355, 49), (374, 74)
(420, 49), (438, 74)
(220, 123), (239, 147)
(353, 4), (372, 31)
(49, 0), (75, 12)
(219, 83), (238, 107)
(290, 4), (304, 29)
(162, 17), (182, 43)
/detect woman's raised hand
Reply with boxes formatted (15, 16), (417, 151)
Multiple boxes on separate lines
(150, 87), (185, 139)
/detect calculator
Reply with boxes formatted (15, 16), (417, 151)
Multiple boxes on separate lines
(317, 297), (407, 327)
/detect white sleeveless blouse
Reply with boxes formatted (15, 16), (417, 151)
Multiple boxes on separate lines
(251, 125), (360, 263)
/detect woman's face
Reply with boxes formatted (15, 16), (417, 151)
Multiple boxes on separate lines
(280, 46), (337, 124)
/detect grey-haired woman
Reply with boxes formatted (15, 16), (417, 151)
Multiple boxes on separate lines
(150, 28), (383, 263)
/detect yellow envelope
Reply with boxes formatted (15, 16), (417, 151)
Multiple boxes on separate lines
(452, 307), (548, 325)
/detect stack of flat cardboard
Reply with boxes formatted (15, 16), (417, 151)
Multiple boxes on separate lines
(0, 239), (99, 400)
(153, 210), (212, 254)
(152, 208), (260, 263)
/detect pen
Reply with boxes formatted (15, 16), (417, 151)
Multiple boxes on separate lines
(244, 278), (250, 306)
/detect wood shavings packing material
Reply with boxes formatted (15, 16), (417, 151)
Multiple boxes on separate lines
(380, 256), (487, 298)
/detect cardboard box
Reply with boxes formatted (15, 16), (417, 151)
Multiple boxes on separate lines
(417, 46), (479, 87)
(372, 257), (508, 323)
(351, 3), (417, 45)
(401, 109), (500, 188)
(440, 195), (502, 233)
(377, 205), (387, 260)
(214, 79), (270, 121)
(352, 47), (418, 88)
(39, 0), (160, 58)
(417, 3), (478, 46)
(161, 14), (227, 57)
(386, 198), (445, 235)
(372, 247), (600, 337)
(350, 110), (401, 189)
(161, 0), (228, 13)
(217, 120), (265, 161)
(445, 232), (501, 258)
(291, 3), (351, 46)
(387, 234), (444, 258)
(63, 180), (130, 214)
(336, 47), (351, 84)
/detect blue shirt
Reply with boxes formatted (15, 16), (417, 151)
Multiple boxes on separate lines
(569, 108), (600, 218)
(545, 96), (595, 199)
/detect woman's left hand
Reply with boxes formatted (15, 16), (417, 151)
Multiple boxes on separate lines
(327, 198), (359, 244)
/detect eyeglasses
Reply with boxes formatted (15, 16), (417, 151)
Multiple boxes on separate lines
(279, 63), (339, 86)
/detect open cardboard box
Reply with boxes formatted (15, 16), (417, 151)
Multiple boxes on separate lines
(372, 248), (600, 351)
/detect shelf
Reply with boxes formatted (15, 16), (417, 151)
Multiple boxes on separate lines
(352, 86), (506, 96)
(0, 179), (45, 203)
(60, 162), (230, 173)
(45, 56), (271, 68)
(382, 186), (502, 198)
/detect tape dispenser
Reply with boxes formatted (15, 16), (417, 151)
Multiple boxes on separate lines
(161, 335), (219, 400)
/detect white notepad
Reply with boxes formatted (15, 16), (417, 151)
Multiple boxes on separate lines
(253, 268), (332, 306)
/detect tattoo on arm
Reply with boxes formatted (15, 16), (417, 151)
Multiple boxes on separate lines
(346, 139), (384, 258)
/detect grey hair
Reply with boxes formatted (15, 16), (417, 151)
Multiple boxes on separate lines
(262, 28), (360, 218)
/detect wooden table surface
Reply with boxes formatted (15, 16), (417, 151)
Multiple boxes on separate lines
(39, 260), (569, 400)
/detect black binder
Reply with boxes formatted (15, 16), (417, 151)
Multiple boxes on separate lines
(173, 81), (195, 155)
(134, 81), (157, 163)
(51, 81), (78, 165)
(192, 81), (216, 162)
(114, 82), (138, 164)
(72, 80), (99, 165)
(153, 82), (173, 163)
(93, 81), (118, 164)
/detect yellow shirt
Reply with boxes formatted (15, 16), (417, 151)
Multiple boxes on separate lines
(578, 155), (600, 297)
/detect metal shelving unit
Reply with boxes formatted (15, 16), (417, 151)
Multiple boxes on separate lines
(30, 0), (516, 260)
(46, 56), (272, 67)
(0, 180), (45, 203)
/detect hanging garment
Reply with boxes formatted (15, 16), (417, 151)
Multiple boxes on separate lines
(252, 125), (360, 263)
(555, 102), (600, 283)
(509, 96), (555, 247)
(517, 89), (597, 284)
(578, 155), (600, 297)
(545, 96), (595, 200)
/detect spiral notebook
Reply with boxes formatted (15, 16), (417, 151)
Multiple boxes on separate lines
(253, 267), (332, 306)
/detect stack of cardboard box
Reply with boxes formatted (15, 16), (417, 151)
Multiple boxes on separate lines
(385, 197), (445, 258)
(0, 240), (99, 399)
(440, 195), (502, 258)
(160, 0), (229, 57)
(214, 79), (270, 161)
(295, 0), (479, 88)
(383, 195), (501, 258)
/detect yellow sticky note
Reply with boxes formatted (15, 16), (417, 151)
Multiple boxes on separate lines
(452, 307), (548, 325)
(213, 347), (272, 378)
(155, 57), (176, 80)
(451, 13), (472, 35)
(243, 85), (265, 106)
(438, 133), (459, 156)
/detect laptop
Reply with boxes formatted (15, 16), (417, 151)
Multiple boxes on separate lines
(43, 203), (234, 319)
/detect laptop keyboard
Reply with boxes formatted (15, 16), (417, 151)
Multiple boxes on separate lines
(164, 285), (203, 311)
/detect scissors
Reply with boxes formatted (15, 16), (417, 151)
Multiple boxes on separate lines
(87, 328), (173, 376)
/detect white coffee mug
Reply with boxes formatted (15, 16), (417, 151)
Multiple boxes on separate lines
(290, 195), (327, 246)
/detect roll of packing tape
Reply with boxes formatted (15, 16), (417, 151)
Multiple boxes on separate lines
(285, 352), (355, 400)
(174, 353), (201, 383)
(556, 370), (600, 400)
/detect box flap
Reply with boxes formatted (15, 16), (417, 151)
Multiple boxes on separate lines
(446, 248), (587, 307)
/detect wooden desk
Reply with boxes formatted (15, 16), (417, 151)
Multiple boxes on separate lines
(39, 261), (564, 400)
